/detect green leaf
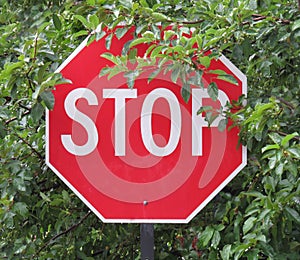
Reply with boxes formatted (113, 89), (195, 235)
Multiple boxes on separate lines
(281, 132), (298, 146)
(171, 64), (181, 83)
(121, 40), (133, 55)
(2, 61), (24, 76)
(96, 30), (106, 41)
(258, 209), (271, 221)
(198, 226), (214, 247)
(128, 48), (137, 63)
(150, 45), (164, 57)
(32, 85), (42, 100)
(87, 34), (96, 46)
(87, 0), (96, 5)
(218, 118), (227, 132)
(275, 163), (283, 175)
(124, 70), (139, 88)
(101, 52), (119, 64)
(39, 192), (51, 202)
(145, 44), (157, 56)
(220, 244), (232, 260)
(243, 217), (256, 235)
(232, 44), (243, 61)
(135, 23), (146, 34)
(163, 30), (176, 41)
(286, 147), (300, 159)
(199, 56), (211, 68)
(269, 132), (282, 144)
(54, 77), (73, 85)
(52, 14), (62, 31)
(148, 67), (161, 83)
(12, 202), (28, 217)
(129, 37), (152, 48)
(188, 70), (203, 88)
(211, 230), (221, 249)
(181, 83), (190, 103)
(268, 155), (277, 169)
(142, 30), (155, 39)
(115, 27), (129, 40)
(205, 111), (218, 126)
(208, 69), (227, 75)
(217, 74), (239, 85)
(37, 21), (51, 33)
(31, 103), (44, 122)
(74, 14), (90, 29)
(72, 30), (89, 39)
(151, 24), (160, 38)
(99, 66), (111, 77)
(40, 91), (55, 110)
(10, 84), (18, 99)
(263, 176), (276, 192)
(261, 144), (280, 153)
(107, 66), (126, 80)
(105, 34), (113, 50)
(292, 20), (300, 31)
(259, 242), (275, 257)
(88, 14), (99, 28)
(0, 120), (7, 139)
(286, 163), (298, 176)
(234, 243), (253, 259)
(207, 82), (218, 101)
(284, 207), (300, 224)
(152, 12), (168, 21)
(197, 106), (213, 115)
(37, 63), (50, 84)
(119, 0), (133, 9)
(242, 191), (266, 199)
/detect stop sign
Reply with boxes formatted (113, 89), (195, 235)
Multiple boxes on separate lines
(46, 28), (247, 223)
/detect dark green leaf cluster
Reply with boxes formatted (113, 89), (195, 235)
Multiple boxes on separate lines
(0, 0), (299, 259)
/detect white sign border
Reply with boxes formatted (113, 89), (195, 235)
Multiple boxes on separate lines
(45, 34), (247, 224)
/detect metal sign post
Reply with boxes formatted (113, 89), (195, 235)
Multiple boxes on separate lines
(140, 224), (154, 260)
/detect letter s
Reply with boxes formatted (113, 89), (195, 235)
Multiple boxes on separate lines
(61, 88), (98, 156)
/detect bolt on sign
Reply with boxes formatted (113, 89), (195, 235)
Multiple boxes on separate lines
(46, 27), (247, 223)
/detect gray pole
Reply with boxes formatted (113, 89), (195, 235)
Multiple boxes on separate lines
(140, 223), (154, 260)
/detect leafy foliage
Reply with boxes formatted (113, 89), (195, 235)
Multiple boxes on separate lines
(0, 0), (299, 259)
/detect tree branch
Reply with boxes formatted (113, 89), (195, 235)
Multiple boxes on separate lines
(242, 14), (290, 25)
(25, 32), (39, 92)
(167, 19), (205, 25)
(277, 97), (295, 111)
(5, 111), (30, 125)
(270, 130), (300, 142)
(13, 132), (44, 161)
(26, 32), (39, 76)
(34, 211), (92, 257)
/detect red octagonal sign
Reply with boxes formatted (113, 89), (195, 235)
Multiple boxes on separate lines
(46, 28), (247, 223)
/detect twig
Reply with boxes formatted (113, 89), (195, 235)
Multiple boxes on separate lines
(277, 97), (295, 111)
(243, 14), (290, 25)
(5, 111), (30, 125)
(13, 132), (44, 161)
(25, 32), (39, 92)
(167, 19), (205, 25)
(33, 211), (92, 258)
(272, 130), (300, 142)
(26, 32), (39, 76)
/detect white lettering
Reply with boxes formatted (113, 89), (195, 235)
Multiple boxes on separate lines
(61, 88), (98, 156)
(103, 89), (137, 156)
(62, 87), (229, 157)
(141, 88), (181, 156)
(192, 89), (229, 156)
